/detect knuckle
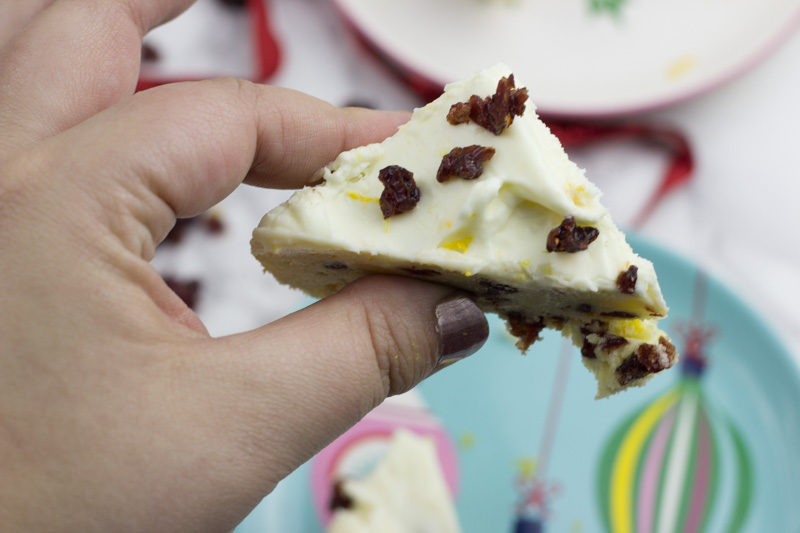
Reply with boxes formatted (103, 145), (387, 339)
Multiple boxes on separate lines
(348, 281), (430, 397)
(0, 147), (50, 210)
(361, 304), (397, 397)
(206, 76), (258, 104)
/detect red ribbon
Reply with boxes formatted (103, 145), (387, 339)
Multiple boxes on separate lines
(544, 120), (694, 228)
(136, 0), (281, 92)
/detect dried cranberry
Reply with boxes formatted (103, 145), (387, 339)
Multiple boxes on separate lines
(616, 265), (638, 294)
(329, 480), (354, 511)
(378, 165), (421, 218)
(163, 218), (196, 245)
(601, 335), (629, 352)
(617, 337), (677, 385)
(447, 75), (528, 135)
(616, 356), (649, 385)
(478, 279), (518, 295)
(581, 339), (597, 359)
(505, 313), (545, 352)
(164, 277), (201, 310)
(437, 145), (496, 182)
(446, 102), (472, 125)
(601, 311), (638, 319)
(546, 216), (599, 253)
(141, 43), (160, 63)
(162, 212), (225, 245)
(204, 214), (225, 234)
(636, 336), (677, 373)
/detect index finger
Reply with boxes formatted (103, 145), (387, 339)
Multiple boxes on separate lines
(37, 78), (410, 256)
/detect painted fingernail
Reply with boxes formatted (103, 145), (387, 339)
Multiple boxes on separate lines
(434, 296), (489, 371)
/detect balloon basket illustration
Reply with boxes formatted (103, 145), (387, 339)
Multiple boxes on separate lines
(513, 469), (561, 533)
(596, 273), (753, 533)
(510, 271), (754, 533)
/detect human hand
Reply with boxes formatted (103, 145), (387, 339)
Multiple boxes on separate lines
(0, 1), (488, 531)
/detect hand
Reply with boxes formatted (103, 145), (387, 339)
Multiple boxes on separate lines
(0, 1), (488, 531)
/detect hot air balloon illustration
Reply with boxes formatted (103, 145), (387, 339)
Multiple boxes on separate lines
(596, 273), (754, 533)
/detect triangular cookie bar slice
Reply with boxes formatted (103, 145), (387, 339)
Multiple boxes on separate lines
(252, 64), (677, 398)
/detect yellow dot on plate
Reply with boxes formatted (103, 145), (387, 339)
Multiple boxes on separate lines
(515, 456), (538, 478)
(459, 432), (476, 450)
(667, 54), (697, 80)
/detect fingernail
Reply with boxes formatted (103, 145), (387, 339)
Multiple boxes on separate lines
(434, 296), (489, 371)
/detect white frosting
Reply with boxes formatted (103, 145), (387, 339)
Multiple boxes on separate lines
(328, 429), (460, 533)
(255, 64), (665, 307)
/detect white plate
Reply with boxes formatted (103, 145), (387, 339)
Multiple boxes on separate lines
(331, 0), (800, 116)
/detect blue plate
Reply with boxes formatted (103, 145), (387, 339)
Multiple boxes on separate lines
(236, 235), (800, 532)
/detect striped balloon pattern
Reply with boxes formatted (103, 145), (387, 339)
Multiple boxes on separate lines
(596, 327), (753, 533)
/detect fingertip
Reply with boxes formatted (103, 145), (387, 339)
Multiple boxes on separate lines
(434, 295), (489, 372)
(337, 107), (411, 153)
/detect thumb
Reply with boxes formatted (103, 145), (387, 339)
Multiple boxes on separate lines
(197, 275), (487, 504)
